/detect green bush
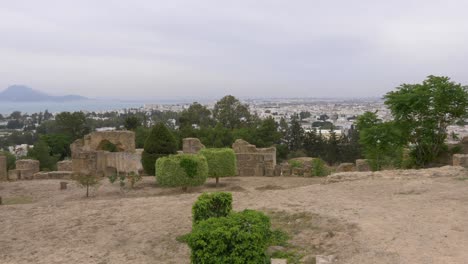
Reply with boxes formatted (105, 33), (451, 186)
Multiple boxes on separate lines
(311, 158), (330, 176)
(200, 148), (237, 185)
(192, 192), (232, 225)
(1, 151), (16, 170)
(187, 209), (271, 264)
(156, 154), (208, 190)
(142, 123), (178, 175)
(288, 160), (303, 169)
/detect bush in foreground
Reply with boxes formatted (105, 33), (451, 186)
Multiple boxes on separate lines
(199, 148), (237, 186)
(187, 209), (271, 264)
(156, 154), (208, 191)
(192, 192), (232, 225)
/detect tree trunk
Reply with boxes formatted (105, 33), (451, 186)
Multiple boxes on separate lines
(86, 184), (89, 197)
(216, 177), (219, 187)
(182, 186), (188, 192)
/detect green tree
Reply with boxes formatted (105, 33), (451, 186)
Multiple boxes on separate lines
(0, 151), (16, 170)
(124, 116), (141, 130)
(288, 115), (304, 151)
(74, 173), (100, 197)
(179, 102), (213, 128)
(213, 95), (251, 129)
(55, 112), (89, 140)
(41, 134), (72, 160)
(135, 126), (151, 148)
(356, 112), (405, 170)
(254, 117), (281, 147)
(142, 123), (178, 175)
(27, 139), (59, 171)
(384, 75), (468, 166)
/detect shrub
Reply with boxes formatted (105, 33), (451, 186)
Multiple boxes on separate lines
(192, 192), (232, 225)
(187, 209), (271, 264)
(1, 151), (16, 170)
(74, 173), (100, 197)
(99, 140), (118, 152)
(142, 123), (178, 175)
(108, 172), (142, 189)
(199, 148), (237, 186)
(288, 159), (303, 169)
(311, 158), (330, 176)
(156, 154), (208, 191)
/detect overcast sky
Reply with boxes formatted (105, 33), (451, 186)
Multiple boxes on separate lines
(1, 0), (468, 99)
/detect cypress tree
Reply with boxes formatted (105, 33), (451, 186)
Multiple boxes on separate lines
(142, 123), (178, 175)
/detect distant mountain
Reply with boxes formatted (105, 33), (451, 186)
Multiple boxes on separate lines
(0, 85), (88, 102)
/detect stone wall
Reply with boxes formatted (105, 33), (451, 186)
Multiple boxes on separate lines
(0, 154), (7, 181)
(453, 154), (468, 168)
(71, 131), (141, 176)
(72, 131), (136, 153)
(57, 160), (73, 171)
(106, 152), (143, 175)
(232, 139), (276, 176)
(182, 138), (205, 154)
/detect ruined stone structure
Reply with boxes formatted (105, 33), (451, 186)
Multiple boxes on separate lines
(453, 154), (468, 168)
(182, 138), (205, 154)
(336, 163), (355, 172)
(355, 159), (371, 172)
(57, 160), (73, 171)
(71, 131), (142, 176)
(0, 154), (7, 181)
(7, 159), (40, 180)
(232, 139), (276, 176)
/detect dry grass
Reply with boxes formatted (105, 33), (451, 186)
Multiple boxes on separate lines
(2, 195), (34, 205)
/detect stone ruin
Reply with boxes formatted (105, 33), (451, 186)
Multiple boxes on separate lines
(355, 159), (371, 172)
(182, 138), (205, 154)
(71, 131), (143, 177)
(8, 159), (40, 180)
(232, 139), (276, 176)
(57, 160), (73, 171)
(0, 154), (7, 181)
(453, 154), (468, 168)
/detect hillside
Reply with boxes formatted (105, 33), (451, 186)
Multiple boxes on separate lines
(0, 85), (87, 102)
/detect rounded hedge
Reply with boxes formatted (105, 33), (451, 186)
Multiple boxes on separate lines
(155, 154), (208, 188)
(187, 209), (271, 264)
(199, 148), (237, 179)
(192, 192), (232, 225)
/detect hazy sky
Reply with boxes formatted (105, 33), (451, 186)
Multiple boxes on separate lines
(1, 0), (468, 99)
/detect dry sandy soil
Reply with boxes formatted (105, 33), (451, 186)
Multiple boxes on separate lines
(1, 166), (467, 264)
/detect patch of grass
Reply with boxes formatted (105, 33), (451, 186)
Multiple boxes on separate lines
(176, 233), (190, 243)
(3, 195), (34, 205)
(255, 185), (285, 191)
(269, 229), (290, 246)
(456, 177), (468, 181)
(271, 250), (308, 264)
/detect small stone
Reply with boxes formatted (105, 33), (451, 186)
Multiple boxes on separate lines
(271, 258), (287, 264)
(316, 255), (335, 264)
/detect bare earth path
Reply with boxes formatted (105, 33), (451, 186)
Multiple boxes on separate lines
(1, 166), (467, 264)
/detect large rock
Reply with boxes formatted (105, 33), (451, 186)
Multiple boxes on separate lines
(16, 159), (40, 174)
(355, 159), (371, 172)
(453, 154), (468, 168)
(0, 154), (7, 181)
(336, 162), (355, 172)
(182, 138), (205, 154)
(57, 160), (73, 171)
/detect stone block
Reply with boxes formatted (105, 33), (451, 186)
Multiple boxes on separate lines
(0, 155), (7, 181)
(281, 164), (291, 176)
(57, 160), (73, 171)
(316, 255), (335, 264)
(182, 138), (205, 154)
(453, 154), (468, 168)
(16, 159), (40, 174)
(356, 159), (371, 171)
(271, 259), (287, 264)
(33, 172), (50, 179)
(18, 169), (34, 180)
(274, 165), (282, 176)
(48, 171), (73, 180)
(8, 170), (19, 181)
(336, 163), (355, 172)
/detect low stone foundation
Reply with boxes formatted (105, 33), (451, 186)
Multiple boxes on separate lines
(453, 154), (468, 168)
(232, 139), (276, 176)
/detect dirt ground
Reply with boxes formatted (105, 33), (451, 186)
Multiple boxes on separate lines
(1, 166), (467, 264)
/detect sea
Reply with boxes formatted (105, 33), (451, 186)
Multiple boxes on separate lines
(0, 100), (152, 115)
